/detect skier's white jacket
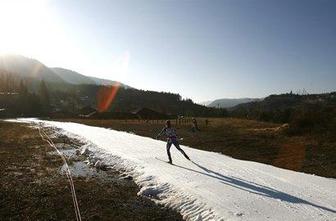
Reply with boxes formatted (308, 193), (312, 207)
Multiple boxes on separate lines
(157, 127), (177, 140)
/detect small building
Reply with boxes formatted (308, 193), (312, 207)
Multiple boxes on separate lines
(79, 106), (97, 116)
(92, 111), (137, 119)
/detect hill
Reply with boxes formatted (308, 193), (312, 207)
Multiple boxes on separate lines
(0, 55), (65, 83)
(230, 92), (336, 134)
(199, 100), (212, 106)
(103, 88), (223, 116)
(0, 55), (223, 118)
(89, 76), (128, 87)
(51, 85), (224, 117)
(52, 67), (130, 88)
(0, 55), (126, 87)
(52, 67), (96, 85)
(207, 98), (262, 108)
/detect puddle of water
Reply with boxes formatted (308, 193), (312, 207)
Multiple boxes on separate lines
(48, 149), (78, 158)
(59, 161), (119, 182)
(47, 141), (119, 182)
(60, 161), (98, 178)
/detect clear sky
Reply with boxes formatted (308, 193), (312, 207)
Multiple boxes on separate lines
(0, 0), (335, 102)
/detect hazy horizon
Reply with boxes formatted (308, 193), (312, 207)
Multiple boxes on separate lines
(0, 0), (335, 102)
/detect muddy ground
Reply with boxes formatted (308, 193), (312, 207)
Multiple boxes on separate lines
(0, 121), (183, 221)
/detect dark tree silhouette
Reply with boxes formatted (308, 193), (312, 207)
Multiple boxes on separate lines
(38, 80), (50, 114)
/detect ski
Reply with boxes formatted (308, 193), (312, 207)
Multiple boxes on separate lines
(155, 157), (173, 165)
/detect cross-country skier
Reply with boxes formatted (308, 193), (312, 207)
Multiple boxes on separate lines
(156, 120), (190, 164)
(191, 118), (200, 132)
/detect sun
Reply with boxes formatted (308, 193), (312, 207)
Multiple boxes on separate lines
(0, 0), (131, 82)
(0, 0), (64, 60)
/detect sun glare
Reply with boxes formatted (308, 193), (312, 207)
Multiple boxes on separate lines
(0, 0), (64, 60)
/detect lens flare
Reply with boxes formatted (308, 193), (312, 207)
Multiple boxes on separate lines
(96, 82), (121, 112)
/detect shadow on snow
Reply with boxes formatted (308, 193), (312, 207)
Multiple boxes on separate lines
(173, 160), (336, 214)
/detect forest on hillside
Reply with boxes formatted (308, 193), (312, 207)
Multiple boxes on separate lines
(0, 70), (50, 117)
(0, 69), (226, 118)
(230, 92), (336, 134)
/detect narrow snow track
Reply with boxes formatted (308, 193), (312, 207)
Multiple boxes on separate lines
(8, 119), (336, 221)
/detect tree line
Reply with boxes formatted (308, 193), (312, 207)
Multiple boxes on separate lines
(230, 92), (336, 134)
(0, 70), (50, 117)
(1, 69), (227, 118)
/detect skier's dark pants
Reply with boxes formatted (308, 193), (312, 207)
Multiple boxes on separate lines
(166, 139), (190, 162)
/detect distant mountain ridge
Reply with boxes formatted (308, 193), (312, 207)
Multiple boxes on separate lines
(207, 98), (262, 108)
(89, 76), (129, 88)
(0, 55), (65, 83)
(52, 67), (130, 88)
(52, 67), (96, 85)
(229, 92), (336, 127)
(199, 100), (213, 106)
(0, 54), (127, 87)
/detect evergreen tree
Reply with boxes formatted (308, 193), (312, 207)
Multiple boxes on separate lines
(19, 80), (28, 95)
(38, 80), (50, 113)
